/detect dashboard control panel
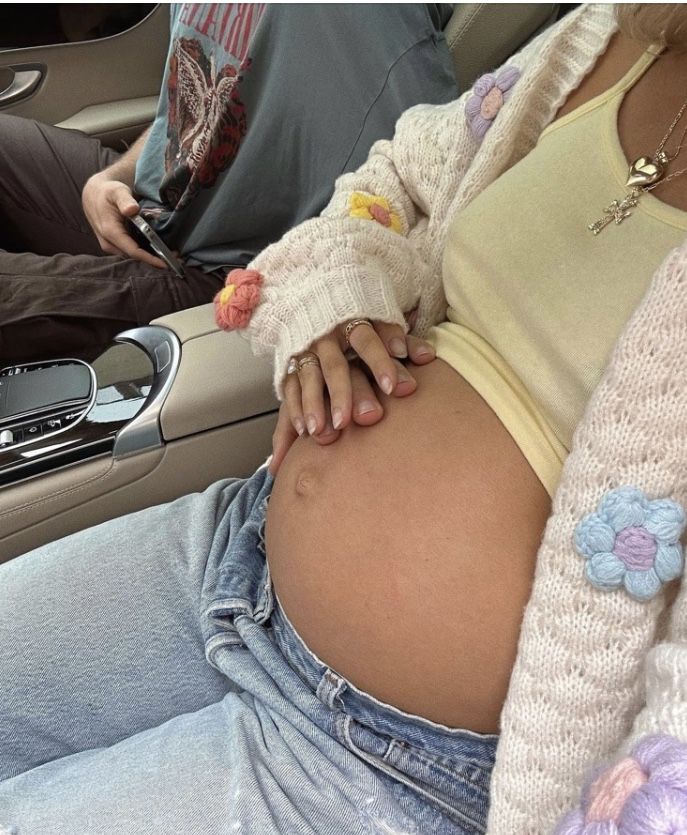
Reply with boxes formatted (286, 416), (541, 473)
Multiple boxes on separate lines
(0, 360), (95, 452)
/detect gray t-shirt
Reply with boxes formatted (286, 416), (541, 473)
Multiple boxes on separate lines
(135, 3), (457, 271)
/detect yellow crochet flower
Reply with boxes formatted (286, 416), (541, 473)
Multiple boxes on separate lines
(349, 193), (402, 233)
(218, 285), (236, 305)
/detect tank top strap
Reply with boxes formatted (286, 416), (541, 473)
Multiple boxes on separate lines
(540, 43), (663, 142)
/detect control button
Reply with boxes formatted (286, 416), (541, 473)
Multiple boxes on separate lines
(22, 422), (43, 441)
(0, 365), (27, 377)
(0, 428), (23, 450)
(43, 417), (64, 432)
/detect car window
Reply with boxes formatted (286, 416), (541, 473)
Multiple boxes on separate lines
(0, 3), (156, 49)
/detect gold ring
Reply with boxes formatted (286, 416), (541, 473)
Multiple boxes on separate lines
(286, 356), (299, 376)
(343, 318), (374, 348)
(297, 353), (321, 372)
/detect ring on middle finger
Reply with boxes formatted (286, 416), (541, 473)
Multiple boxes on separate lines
(343, 318), (374, 349)
(297, 352), (321, 372)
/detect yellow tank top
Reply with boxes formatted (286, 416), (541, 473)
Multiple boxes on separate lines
(430, 45), (687, 497)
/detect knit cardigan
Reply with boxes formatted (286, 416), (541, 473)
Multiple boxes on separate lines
(233, 4), (687, 833)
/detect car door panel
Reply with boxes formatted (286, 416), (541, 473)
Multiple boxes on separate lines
(0, 5), (168, 146)
(55, 95), (159, 147)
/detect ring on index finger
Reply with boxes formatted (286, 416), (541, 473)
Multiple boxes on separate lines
(343, 318), (374, 349)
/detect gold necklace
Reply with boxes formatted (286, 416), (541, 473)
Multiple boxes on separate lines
(588, 93), (687, 235)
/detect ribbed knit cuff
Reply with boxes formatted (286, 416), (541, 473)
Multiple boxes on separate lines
(266, 266), (407, 398)
(245, 216), (423, 398)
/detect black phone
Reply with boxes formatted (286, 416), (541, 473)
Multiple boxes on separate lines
(127, 215), (185, 280)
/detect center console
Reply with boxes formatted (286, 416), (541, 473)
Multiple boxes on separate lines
(0, 326), (179, 487)
(0, 305), (279, 562)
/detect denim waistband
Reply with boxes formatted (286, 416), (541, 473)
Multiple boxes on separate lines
(268, 590), (497, 831)
(270, 592), (498, 768)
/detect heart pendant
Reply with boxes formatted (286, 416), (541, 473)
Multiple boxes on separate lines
(626, 155), (665, 187)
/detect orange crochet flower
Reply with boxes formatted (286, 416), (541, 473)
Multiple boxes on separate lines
(349, 193), (402, 233)
(214, 268), (263, 330)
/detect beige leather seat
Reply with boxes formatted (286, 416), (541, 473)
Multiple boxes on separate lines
(446, 4), (559, 92)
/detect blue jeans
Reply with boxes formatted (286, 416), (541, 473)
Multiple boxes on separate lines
(0, 466), (497, 834)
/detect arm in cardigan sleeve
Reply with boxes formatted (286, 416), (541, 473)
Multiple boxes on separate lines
(240, 94), (479, 396)
(224, 7), (580, 396)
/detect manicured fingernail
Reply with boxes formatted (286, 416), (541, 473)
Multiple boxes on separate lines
(397, 366), (410, 382)
(355, 400), (378, 416)
(389, 338), (407, 358)
(306, 415), (317, 435)
(294, 418), (305, 436)
(332, 407), (343, 429)
(416, 346), (435, 358)
(380, 374), (393, 395)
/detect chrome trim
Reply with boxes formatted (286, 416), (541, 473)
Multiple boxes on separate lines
(112, 326), (181, 458)
(20, 440), (76, 458)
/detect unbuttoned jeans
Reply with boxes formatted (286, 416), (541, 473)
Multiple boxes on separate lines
(0, 466), (497, 834)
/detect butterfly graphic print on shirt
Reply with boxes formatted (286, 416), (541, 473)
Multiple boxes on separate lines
(161, 37), (251, 210)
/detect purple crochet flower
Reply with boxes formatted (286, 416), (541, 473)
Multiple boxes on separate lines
(554, 734), (687, 834)
(574, 486), (685, 602)
(465, 66), (520, 140)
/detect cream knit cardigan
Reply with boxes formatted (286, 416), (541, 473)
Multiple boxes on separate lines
(241, 5), (687, 832)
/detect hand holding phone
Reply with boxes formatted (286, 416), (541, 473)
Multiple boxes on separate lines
(82, 177), (170, 270)
(127, 215), (186, 280)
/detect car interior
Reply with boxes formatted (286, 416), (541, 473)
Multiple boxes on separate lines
(0, 3), (564, 562)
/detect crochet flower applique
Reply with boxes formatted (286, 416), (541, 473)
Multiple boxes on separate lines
(348, 193), (402, 233)
(465, 66), (520, 141)
(574, 486), (686, 602)
(214, 268), (262, 330)
(555, 734), (687, 834)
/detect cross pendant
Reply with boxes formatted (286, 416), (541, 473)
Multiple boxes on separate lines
(588, 188), (641, 235)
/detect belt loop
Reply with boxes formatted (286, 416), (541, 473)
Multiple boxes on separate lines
(316, 668), (346, 709)
(253, 562), (275, 624)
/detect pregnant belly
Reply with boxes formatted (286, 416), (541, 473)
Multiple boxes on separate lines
(265, 359), (551, 733)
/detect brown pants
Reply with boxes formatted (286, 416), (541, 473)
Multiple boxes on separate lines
(0, 115), (225, 364)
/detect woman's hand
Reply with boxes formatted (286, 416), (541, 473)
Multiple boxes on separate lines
(269, 400), (339, 475)
(269, 319), (435, 473)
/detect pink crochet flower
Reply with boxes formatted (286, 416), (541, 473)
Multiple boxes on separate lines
(214, 268), (263, 330)
(465, 66), (520, 140)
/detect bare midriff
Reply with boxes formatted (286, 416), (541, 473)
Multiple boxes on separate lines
(265, 359), (551, 734)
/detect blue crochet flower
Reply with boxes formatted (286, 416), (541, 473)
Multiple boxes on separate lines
(574, 486), (686, 602)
